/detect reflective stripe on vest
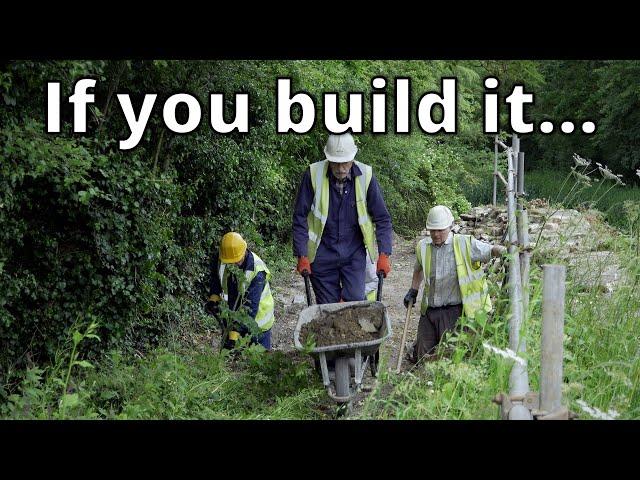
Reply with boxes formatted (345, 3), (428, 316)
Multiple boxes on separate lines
(417, 234), (492, 318)
(307, 160), (376, 263)
(219, 252), (275, 331)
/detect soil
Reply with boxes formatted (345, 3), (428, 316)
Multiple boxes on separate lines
(299, 305), (384, 347)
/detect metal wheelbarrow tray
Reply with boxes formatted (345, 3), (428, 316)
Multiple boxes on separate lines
(293, 300), (392, 403)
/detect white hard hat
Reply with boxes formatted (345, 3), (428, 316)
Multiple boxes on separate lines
(324, 133), (358, 163)
(426, 205), (454, 230)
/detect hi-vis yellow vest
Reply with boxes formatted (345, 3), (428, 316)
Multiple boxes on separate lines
(307, 160), (376, 263)
(218, 252), (275, 332)
(416, 234), (492, 318)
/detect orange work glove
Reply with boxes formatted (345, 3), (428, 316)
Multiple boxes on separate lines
(376, 253), (391, 278)
(297, 256), (312, 275)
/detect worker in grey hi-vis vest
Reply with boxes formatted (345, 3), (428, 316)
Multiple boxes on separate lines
(403, 205), (507, 363)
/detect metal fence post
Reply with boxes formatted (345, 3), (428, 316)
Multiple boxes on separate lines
(517, 152), (525, 204)
(512, 134), (520, 180)
(540, 265), (566, 415)
(493, 135), (498, 206)
(516, 151), (529, 324)
(506, 147), (531, 420)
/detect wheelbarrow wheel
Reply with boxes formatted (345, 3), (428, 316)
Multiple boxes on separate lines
(335, 357), (351, 400)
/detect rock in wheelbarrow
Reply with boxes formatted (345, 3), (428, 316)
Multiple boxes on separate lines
(358, 316), (382, 333)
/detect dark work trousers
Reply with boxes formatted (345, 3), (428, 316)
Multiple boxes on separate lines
(257, 329), (272, 350)
(310, 245), (366, 304)
(223, 328), (272, 351)
(414, 304), (463, 361)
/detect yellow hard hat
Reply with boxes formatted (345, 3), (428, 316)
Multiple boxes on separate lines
(220, 232), (247, 264)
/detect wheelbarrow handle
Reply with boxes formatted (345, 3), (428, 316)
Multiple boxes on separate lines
(302, 271), (313, 306)
(376, 271), (384, 302)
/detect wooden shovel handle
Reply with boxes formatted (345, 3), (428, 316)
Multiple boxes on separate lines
(396, 301), (414, 373)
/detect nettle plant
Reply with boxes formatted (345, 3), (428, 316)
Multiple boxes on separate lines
(214, 264), (263, 353)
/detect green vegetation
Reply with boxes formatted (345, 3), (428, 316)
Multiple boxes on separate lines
(2, 312), (328, 419)
(1, 60), (639, 419)
(0, 60), (484, 389)
(360, 248), (640, 419)
(529, 60), (640, 181)
(462, 161), (639, 230)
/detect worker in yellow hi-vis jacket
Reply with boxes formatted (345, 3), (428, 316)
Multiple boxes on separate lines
(206, 232), (275, 350)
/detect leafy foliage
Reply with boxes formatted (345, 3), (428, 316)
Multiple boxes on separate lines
(0, 59), (491, 391)
(530, 60), (640, 183)
(2, 59), (639, 416)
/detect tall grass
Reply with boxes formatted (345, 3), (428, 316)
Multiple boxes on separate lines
(359, 232), (640, 419)
(463, 166), (639, 230)
(1, 309), (330, 419)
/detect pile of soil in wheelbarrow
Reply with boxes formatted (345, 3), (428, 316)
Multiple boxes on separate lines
(300, 305), (384, 347)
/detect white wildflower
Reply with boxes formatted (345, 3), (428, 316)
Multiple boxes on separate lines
(636, 168), (640, 179)
(482, 342), (526, 366)
(576, 399), (620, 420)
(598, 165), (626, 186)
(570, 167), (592, 185)
(573, 153), (591, 167)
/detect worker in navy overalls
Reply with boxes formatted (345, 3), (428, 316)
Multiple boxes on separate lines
(292, 133), (393, 304)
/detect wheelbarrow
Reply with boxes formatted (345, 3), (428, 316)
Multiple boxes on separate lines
(293, 272), (392, 405)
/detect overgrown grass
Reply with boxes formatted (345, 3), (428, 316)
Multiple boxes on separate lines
(358, 260), (514, 419)
(360, 243), (639, 419)
(1, 310), (330, 420)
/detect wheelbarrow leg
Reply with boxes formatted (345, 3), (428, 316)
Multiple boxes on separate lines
(370, 351), (380, 377)
(318, 352), (331, 388)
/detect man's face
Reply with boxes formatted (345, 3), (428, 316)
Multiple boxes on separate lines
(429, 227), (451, 247)
(329, 161), (353, 181)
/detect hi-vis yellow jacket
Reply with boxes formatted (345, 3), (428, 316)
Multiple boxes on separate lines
(306, 160), (376, 263)
(416, 234), (492, 318)
(218, 252), (275, 331)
